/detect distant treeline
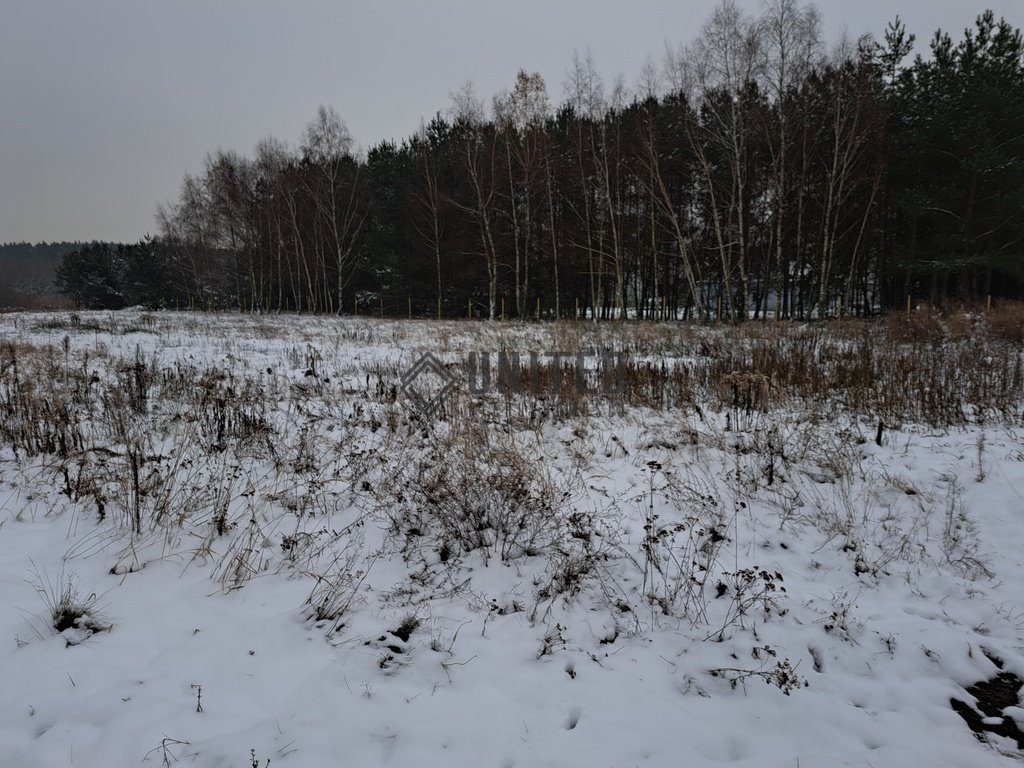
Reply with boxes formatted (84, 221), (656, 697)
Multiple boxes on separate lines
(0, 242), (82, 308)
(56, 6), (1024, 318)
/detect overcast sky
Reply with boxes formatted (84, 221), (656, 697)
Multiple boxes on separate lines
(1, 0), (1021, 243)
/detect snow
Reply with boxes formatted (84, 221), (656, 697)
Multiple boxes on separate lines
(0, 310), (1022, 767)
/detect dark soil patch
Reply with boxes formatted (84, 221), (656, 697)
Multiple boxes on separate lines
(392, 615), (419, 643)
(951, 666), (1024, 751)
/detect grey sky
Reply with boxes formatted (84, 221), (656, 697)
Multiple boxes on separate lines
(1, 0), (1020, 243)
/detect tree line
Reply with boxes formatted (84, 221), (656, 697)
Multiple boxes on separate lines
(57, 4), (1024, 319)
(0, 242), (82, 308)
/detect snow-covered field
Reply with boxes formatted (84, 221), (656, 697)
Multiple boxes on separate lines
(0, 310), (1022, 767)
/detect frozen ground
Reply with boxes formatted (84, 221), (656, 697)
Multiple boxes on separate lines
(0, 310), (1022, 767)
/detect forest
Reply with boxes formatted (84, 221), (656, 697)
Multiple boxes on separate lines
(55, 4), (1024, 319)
(0, 242), (81, 308)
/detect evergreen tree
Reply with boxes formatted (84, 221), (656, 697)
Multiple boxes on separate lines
(55, 243), (123, 309)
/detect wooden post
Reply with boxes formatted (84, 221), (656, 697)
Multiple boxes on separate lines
(379, 296), (383, 318)
(536, 297), (541, 321)
(575, 297), (580, 320)
(468, 298), (472, 319)
(717, 295), (722, 323)
(353, 296), (357, 316)
(987, 294), (992, 313)
(501, 297), (505, 322)
(906, 294), (911, 318)
(408, 296), (412, 319)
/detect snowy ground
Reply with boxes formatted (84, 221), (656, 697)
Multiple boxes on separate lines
(0, 310), (1022, 767)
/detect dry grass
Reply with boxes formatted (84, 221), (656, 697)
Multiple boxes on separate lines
(0, 308), (1018, 641)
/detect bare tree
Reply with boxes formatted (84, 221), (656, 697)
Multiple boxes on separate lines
(759, 0), (821, 319)
(639, 57), (704, 318)
(301, 105), (367, 314)
(684, 0), (763, 319)
(452, 82), (500, 319)
(410, 120), (449, 319)
(494, 70), (551, 318)
(156, 172), (216, 308)
(203, 150), (261, 309)
(254, 136), (293, 311)
(814, 41), (882, 317)
(563, 51), (606, 320)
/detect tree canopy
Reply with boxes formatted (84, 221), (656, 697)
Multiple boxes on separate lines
(59, 6), (1024, 317)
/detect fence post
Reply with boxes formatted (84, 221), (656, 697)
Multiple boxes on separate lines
(906, 294), (911, 318)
